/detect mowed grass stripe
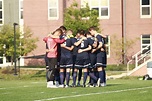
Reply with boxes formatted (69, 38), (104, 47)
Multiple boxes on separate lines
(1, 79), (152, 101)
(34, 86), (152, 101)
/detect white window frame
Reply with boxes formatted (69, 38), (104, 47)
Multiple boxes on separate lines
(48, 0), (59, 20)
(19, 0), (24, 25)
(140, 0), (151, 18)
(0, 0), (3, 26)
(106, 35), (110, 58)
(81, 0), (110, 19)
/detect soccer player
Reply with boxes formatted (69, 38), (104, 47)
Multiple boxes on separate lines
(59, 30), (74, 88)
(43, 28), (65, 88)
(89, 26), (107, 87)
(73, 30), (92, 87)
(85, 31), (99, 87)
(71, 30), (82, 86)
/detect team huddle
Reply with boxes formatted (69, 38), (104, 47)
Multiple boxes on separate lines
(43, 26), (107, 88)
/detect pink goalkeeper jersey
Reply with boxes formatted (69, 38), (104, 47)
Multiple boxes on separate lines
(43, 37), (65, 58)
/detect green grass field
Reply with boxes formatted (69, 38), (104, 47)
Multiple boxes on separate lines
(0, 78), (152, 101)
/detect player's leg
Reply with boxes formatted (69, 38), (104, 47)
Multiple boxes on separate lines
(88, 53), (97, 86)
(65, 68), (71, 87)
(72, 68), (78, 87)
(47, 58), (57, 88)
(77, 68), (82, 86)
(59, 68), (65, 87)
(45, 53), (49, 82)
(83, 68), (88, 87)
(96, 52), (105, 87)
(88, 68), (98, 85)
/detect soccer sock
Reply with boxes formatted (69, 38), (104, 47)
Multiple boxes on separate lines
(66, 72), (70, 86)
(60, 72), (64, 85)
(103, 70), (106, 83)
(83, 72), (88, 85)
(98, 71), (104, 83)
(89, 72), (98, 82)
(63, 71), (66, 84)
(78, 69), (82, 82)
(73, 72), (77, 85)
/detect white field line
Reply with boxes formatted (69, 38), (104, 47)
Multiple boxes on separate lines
(34, 86), (152, 101)
(0, 82), (44, 90)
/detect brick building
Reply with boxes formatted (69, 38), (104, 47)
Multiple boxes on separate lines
(1, 0), (152, 71)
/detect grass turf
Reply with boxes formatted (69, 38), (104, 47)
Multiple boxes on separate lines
(0, 78), (152, 101)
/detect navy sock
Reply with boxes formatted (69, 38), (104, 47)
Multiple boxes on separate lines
(66, 72), (70, 86)
(98, 71), (104, 83)
(60, 72), (64, 85)
(103, 70), (106, 83)
(78, 69), (82, 81)
(73, 72), (77, 85)
(89, 72), (97, 82)
(83, 72), (88, 85)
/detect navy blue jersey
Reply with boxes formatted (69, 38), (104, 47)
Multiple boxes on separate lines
(76, 38), (90, 60)
(87, 37), (98, 49)
(60, 37), (73, 58)
(77, 38), (89, 50)
(87, 37), (94, 46)
(96, 34), (105, 52)
(96, 34), (104, 44)
(71, 38), (78, 55)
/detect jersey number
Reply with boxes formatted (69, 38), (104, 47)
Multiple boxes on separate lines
(81, 41), (84, 48)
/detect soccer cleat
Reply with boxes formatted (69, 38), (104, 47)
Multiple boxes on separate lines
(101, 83), (106, 87)
(47, 81), (58, 88)
(55, 81), (59, 87)
(82, 84), (86, 88)
(58, 84), (64, 88)
(65, 85), (69, 88)
(70, 84), (76, 87)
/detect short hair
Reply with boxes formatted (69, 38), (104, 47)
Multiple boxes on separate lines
(85, 31), (91, 36)
(55, 28), (63, 35)
(79, 29), (85, 35)
(67, 29), (73, 33)
(88, 26), (97, 31)
(59, 26), (67, 31)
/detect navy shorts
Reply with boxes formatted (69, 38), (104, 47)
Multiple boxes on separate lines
(60, 56), (73, 68)
(96, 52), (106, 68)
(75, 59), (90, 69)
(103, 52), (107, 67)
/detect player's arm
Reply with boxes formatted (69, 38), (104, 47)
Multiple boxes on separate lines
(101, 44), (106, 52)
(53, 38), (65, 44)
(92, 42), (103, 53)
(61, 44), (74, 51)
(92, 40), (98, 48)
(78, 45), (92, 53)
(99, 33), (107, 39)
(49, 34), (60, 38)
(74, 38), (83, 46)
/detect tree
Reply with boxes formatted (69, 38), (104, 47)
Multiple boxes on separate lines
(64, 1), (100, 35)
(0, 24), (38, 64)
(111, 34), (139, 64)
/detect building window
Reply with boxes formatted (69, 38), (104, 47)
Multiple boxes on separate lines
(0, 0), (3, 25)
(141, 34), (151, 54)
(105, 35), (110, 57)
(19, 0), (23, 20)
(81, 0), (110, 19)
(48, 0), (59, 20)
(140, 0), (151, 18)
(19, 0), (24, 33)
